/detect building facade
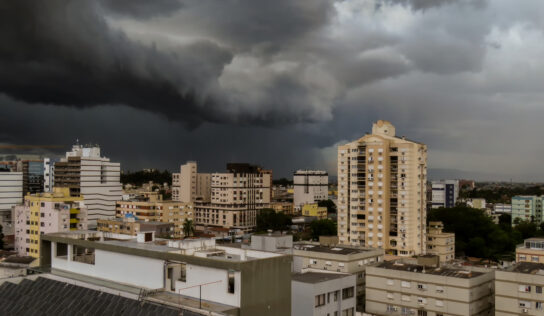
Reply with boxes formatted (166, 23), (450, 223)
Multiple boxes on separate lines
(431, 180), (459, 209)
(427, 222), (455, 262)
(195, 163), (271, 233)
(366, 260), (495, 316)
(293, 170), (328, 211)
(293, 242), (384, 311)
(0, 171), (23, 236)
(115, 195), (194, 238)
(97, 218), (174, 237)
(43, 157), (58, 192)
(292, 272), (356, 316)
(495, 262), (544, 316)
(54, 144), (122, 226)
(337, 120), (427, 256)
(22, 160), (45, 195)
(515, 238), (544, 263)
(13, 187), (87, 258)
(172, 161), (211, 203)
(512, 196), (543, 225)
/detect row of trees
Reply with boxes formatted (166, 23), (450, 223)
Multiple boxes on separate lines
(460, 185), (544, 203)
(428, 205), (543, 261)
(255, 208), (337, 241)
(121, 169), (172, 186)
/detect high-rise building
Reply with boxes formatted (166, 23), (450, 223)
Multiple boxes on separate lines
(22, 160), (45, 195)
(0, 171), (23, 236)
(431, 179), (459, 209)
(43, 157), (59, 192)
(337, 120), (427, 256)
(293, 170), (328, 211)
(54, 144), (122, 226)
(13, 187), (88, 258)
(512, 196), (543, 225)
(195, 163), (271, 233)
(172, 161), (211, 203)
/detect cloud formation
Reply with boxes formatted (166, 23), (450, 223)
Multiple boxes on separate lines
(2, 0), (544, 180)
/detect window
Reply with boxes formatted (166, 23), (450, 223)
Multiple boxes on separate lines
(315, 294), (326, 307)
(417, 297), (427, 305)
(436, 286), (444, 293)
(228, 270), (235, 294)
(519, 301), (531, 308)
(537, 286), (543, 294)
(533, 256), (540, 262)
(342, 287), (354, 299)
(537, 302), (543, 310)
(72, 245), (95, 265)
(334, 290), (339, 302)
(387, 293), (394, 300)
(401, 295), (410, 302)
(56, 243), (68, 259)
(401, 281), (411, 288)
(179, 263), (186, 282)
(417, 310), (427, 316)
(417, 284), (427, 291)
(519, 285), (531, 293)
(342, 308), (354, 316)
(387, 279), (394, 286)
(435, 300), (444, 307)
(310, 259), (317, 265)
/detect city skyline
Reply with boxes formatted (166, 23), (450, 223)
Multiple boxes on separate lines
(2, 1), (544, 181)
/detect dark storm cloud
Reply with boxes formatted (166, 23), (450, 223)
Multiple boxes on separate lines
(0, 1), (235, 126)
(98, 0), (183, 19)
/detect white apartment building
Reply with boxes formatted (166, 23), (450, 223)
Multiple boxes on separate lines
(337, 120), (427, 256)
(0, 171), (23, 236)
(172, 161), (211, 203)
(41, 231), (291, 316)
(293, 170), (328, 211)
(493, 203), (512, 214)
(292, 272), (356, 316)
(431, 180), (459, 209)
(427, 222), (455, 263)
(496, 262), (544, 316)
(54, 144), (122, 226)
(195, 163), (271, 233)
(366, 259), (495, 316)
(43, 157), (58, 192)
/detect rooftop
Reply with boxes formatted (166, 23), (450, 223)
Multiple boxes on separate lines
(375, 261), (485, 279)
(292, 272), (351, 284)
(293, 243), (380, 256)
(510, 262), (544, 275)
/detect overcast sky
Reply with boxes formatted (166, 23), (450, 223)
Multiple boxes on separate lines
(1, 0), (544, 180)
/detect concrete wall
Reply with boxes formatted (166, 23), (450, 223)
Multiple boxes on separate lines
(51, 243), (164, 289)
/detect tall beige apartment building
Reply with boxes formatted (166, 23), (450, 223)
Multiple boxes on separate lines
(195, 163), (271, 233)
(337, 120), (427, 256)
(496, 262), (544, 316)
(172, 161), (211, 203)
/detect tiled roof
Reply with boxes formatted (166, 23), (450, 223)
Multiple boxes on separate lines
(0, 277), (185, 316)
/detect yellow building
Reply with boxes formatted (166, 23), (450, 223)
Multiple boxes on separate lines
(13, 187), (88, 258)
(302, 203), (327, 219)
(427, 221), (455, 262)
(116, 196), (193, 237)
(516, 238), (544, 263)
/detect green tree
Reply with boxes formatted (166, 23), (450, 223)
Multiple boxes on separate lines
(318, 199), (337, 214)
(182, 219), (195, 238)
(428, 205), (518, 260)
(310, 219), (337, 240)
(256, 209), (292, 232)
(513, 220), (538, 240)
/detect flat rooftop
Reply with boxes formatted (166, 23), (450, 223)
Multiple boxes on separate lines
(510, 262), (544, 275)
(294, 243), (379, 255)
(375, 261), (485, 279)
(44, 231), (283, 263)
(292, 272), (350, 284)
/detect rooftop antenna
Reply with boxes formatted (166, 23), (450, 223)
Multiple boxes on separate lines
(75, 138), (80, 145)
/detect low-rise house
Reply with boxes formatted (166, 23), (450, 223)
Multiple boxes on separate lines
(292, 272), (356, 316)
(516, 238), (544, 264)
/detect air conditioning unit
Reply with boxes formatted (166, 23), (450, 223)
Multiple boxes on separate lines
(522, 308), (529, 313)
(393, 307), (399, 311)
